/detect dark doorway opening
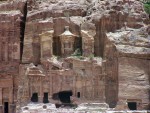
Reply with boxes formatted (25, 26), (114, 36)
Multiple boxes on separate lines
(4, 102), (9, 113)
(74, 37), (82, 55)
(43, 92), (49, 103)
(77, 92), (80, 98)
(53, 37), (61, 56)
(58, 90), (73, 103)
(128, 102), (137, 110)
(31, 93), (38, 102)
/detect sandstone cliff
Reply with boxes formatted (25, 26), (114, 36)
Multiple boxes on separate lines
(0, 0), (149, 112)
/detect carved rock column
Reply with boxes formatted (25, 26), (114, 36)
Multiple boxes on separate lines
(0, 42), (1, 61)
(9, 77), (14, 113)
(0, 105), (2, 113)
(81, 30), (94, 57)
(40, 30), (54, 59)
(5, 42), (8, 62)
(9, 104), (16, 113)
(0, 88), (2, 105)
(9, 87), (13, 104)
(40, 77), (43, 103)
(0, 88), (2, 113)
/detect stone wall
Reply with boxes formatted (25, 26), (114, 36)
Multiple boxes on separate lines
(0, 11), (22, 62)
(103, 34), (119, 108)
(18, 57), (105, 107)
(0, 1), (26, 113)
(0, 0), (149, 112)
(118, 57), (150, 110)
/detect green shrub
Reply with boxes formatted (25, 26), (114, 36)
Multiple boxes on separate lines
(144, 3), (150, 14)
(71, 48), (81, 56)
(143, 1), (150, 18)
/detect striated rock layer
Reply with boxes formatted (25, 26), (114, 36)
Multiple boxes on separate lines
(0, 0), (149, 113)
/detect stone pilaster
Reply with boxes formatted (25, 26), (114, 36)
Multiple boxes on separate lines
(40, 30), (54, 59)
(9, 87), (13, 104)
(5, 42), (8, 62)
(0, 88), (2, 105)
(0, 105), (3, 113)
(9, 104), (16, 113)
(0, 42), (1, 61)
(11, 43), (13, 61)
(39, 77), (43, 103)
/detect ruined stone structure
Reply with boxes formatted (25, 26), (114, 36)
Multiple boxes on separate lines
(20, 24), (105, 105)
(0, 9), (24, 113)
(0, 0), (149, 113)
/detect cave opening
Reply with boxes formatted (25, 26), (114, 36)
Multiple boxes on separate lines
(53, 91), (78, 108)
(58, 90), (73, 103)
(74, 37), (82, 55)
(43, 92), (49, 103)
(31, 93), (38, 102)
(128, 102), (137, 110)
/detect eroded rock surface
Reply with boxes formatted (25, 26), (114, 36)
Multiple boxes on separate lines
(0, 0), (149, 113)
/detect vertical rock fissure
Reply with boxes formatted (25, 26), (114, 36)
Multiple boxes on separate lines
(20, 1), (27, 61)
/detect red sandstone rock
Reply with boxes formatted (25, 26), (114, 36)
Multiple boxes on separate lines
(0, 0), (149, 113)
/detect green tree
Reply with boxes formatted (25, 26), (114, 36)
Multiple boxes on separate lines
(143, 0), (150, 18)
